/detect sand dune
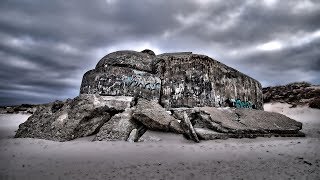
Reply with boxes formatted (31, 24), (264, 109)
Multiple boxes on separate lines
(0, 103), (319, 179)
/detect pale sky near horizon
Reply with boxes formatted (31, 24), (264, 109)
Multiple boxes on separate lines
(0, 0), (319, 105)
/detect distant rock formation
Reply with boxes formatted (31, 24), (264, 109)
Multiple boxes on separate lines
(0, 104), (38, 114)
(80, 50), (263, 110)
(15, 50), (305, 142)
(263, 82), (320, 109)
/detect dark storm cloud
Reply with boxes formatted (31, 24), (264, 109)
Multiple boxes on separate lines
(0, 0), (319, 105)
(232, 38), (320, 86)
(177, 0), (320, 48)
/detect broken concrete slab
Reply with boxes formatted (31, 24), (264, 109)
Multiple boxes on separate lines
(15, 94), (125, 141)
(126, 126), (148, 142)
(180, 112), (200, 142)
(132, 99), (183, 133)
(127, 129), (138, 143)
(94, 108), (144, 141)
(199, 107), (303, 135)
(171, 106), (304, 140)
(194, 128), (229, 140)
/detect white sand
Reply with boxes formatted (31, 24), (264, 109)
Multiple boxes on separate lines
(264, 103), (320, 138)
(0, 104), (319, 180)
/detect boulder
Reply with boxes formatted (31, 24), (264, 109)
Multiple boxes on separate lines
(15, 95), (133, 141)
(94, 108), (146, 141)
(132, 99), (183, 133)
(6, 107), (14, 114)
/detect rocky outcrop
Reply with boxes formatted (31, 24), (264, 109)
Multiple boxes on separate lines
(263, 82), (320, 109)
(15, 95), (133, 141)
(80, 50), (263, 110)
(132, 99), (183, 133)
(0, 104), (38, 114)
(309, 98), (320, 109)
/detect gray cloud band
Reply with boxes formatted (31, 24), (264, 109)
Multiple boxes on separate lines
(0, 0), (319, 105)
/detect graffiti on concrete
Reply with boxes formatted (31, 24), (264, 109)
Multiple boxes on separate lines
(97, 76), (122, 94)
(97, 75), (161, 94)
(190, 86), (204, 96)
(225, 98), (256, 109)
(172, 84), (184, 99)
(123, 75), (161, 91)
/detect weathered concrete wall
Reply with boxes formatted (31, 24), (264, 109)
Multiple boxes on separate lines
(157, 53), (263, 110)
(96, 50), (156, 72)
(80, 50), (263, 109)
(80, 66), (161, 101)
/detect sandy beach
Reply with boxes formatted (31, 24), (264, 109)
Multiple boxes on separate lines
(0, 103), (319, 180)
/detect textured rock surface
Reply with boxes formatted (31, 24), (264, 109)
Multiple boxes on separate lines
(132, 99), (183, 133)
(80, 50), (263, 109)
(0, 104), (38, 114)
(94, 108), (144, 141)
(15, 95), (131, 141)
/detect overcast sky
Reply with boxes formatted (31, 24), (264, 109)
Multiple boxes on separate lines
(0, 0), (319, 105)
